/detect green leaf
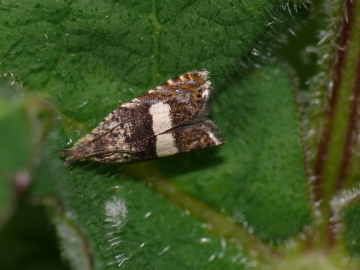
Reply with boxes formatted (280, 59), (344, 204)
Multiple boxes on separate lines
(29, 62), (308, 268)
(0, 90), (29, 229)
(303, 0), (360, 259)
(0, 200), (68, 270)
(0, 79), (55, 228)
(0, 0), (307, 124)
(155, 64), (309, 242)
(0, 95), (32, 173)
(9, 0), (358, 269)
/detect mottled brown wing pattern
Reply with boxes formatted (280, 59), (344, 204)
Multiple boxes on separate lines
(61, 70), (223, 166)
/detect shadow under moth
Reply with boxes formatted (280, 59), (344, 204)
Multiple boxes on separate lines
(61, 70), (224, 166)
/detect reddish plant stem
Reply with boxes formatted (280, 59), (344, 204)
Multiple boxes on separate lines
(313, 0), (355, 206)
(311, 0), (357, 249)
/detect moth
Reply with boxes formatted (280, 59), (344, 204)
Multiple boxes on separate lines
(61, 70), (224, 166)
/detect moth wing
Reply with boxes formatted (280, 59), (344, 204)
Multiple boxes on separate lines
(84, 98), (143, 141)
(136, 70), (213, 136)
(155, 120), (224, 158)
(87, 120), (224, 163)
(71, 68), (212, 145)
(61, 106), (155, 166)
(62, 120), (223, 166)
(68, 70), (212, 147)
(61, 70), (222, 166)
